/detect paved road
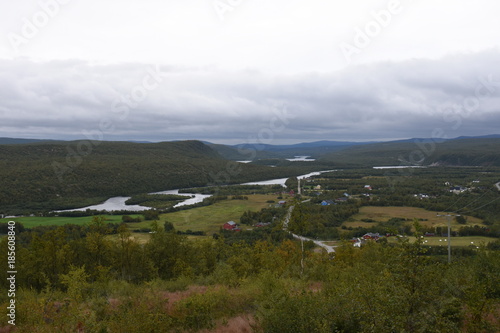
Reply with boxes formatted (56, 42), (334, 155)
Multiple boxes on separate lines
(283, 203), (336, 253)
(291, 234), (336, 253)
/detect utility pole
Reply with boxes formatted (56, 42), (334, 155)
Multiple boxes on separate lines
(436, 213), (460, 263)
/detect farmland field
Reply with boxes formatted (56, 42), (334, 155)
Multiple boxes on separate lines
(129, 194), (280, 235)
(345, 206), (484, 228)
(386, 235), (498, 247)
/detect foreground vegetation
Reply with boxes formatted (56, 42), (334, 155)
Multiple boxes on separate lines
(1, 218), (499, 332)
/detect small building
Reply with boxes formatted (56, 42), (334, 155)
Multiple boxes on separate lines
(278, 200), (287, 206)
(321, 200), (335, 206)
(362, 233), (380, 240)
(364, 185), (372, 190)
(223, 221), (240, 231)
(351, 237), (364, 247)
(450, 186), (467, 194)
(335, 197), (348, 203)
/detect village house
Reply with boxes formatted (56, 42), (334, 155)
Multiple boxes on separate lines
(450, 186), (468, 194)
(222, 221), (241, 231)
(362, 232), (380, 240)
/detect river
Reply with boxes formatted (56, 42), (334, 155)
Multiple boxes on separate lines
(59, 170), (336, 212)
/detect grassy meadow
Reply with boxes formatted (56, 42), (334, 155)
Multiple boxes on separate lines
(127, 194), (281, 235)
(0, 214), (142, 228)
(345, 206), (484, 229)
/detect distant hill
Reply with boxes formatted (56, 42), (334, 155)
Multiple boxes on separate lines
(0, 137), (60, 145)
(209, 140), (378, 160)
(319, 138), (500, 167)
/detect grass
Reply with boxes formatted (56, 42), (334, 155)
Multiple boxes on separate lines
(346, 206), (484, 229)
(386, 235), (498, 247)
(0, 215), (142, 228)
(414, 236), (497, 247)
(128, 194), (279, 235)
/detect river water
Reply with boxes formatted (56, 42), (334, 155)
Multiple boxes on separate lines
(59, 170), (336, 212)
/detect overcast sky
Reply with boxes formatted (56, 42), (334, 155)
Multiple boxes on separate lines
(1, 0), (499, 144)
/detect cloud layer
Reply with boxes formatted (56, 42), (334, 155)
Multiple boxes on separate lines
(1, 50), (499, 144)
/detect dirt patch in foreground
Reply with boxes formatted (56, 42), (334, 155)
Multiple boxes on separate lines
(199, 315), (258, 333)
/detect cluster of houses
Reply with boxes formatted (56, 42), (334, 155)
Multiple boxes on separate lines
(321, 197), (348, 206)
(445, 181), (475, 194)
(351, 232), (382, 247)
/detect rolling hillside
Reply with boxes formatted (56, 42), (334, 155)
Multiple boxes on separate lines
(0, 140), (321, 214)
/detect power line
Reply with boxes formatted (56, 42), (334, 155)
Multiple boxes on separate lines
(457, 196), (500, 215)
(452, 188), (495, 214)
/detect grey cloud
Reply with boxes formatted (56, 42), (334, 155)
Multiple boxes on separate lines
(1, 50), (499, 143)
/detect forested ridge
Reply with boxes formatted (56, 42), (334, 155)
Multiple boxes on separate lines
(0, 140), (326, 214)
(320, 138), (500, 166)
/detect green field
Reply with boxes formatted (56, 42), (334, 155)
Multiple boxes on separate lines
(413, 236), (497, 247)
(127, 194), (281, 235)
(0, 215), (142, 228)
(345, 206), (484, 229)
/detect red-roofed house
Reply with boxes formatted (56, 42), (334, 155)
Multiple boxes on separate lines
(223, 221), (240, 231)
